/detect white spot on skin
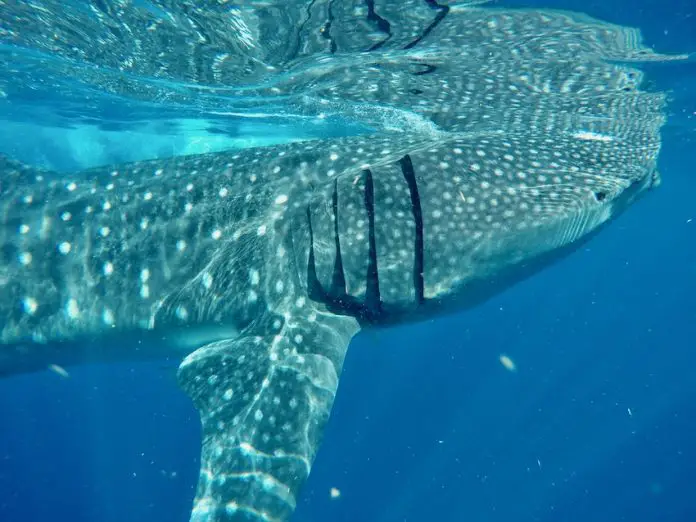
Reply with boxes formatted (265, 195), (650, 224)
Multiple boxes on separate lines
(219, 187), (229, 198)
(66, 182), (77, 192)
(176, 240), (187, 252)
(257, 224), (267, 236)
(140, 285), (150, 299)
(19, 224), (30, 234)
(275, 280), (284, 293)
(573, 131), (614, 142)
(249, 269), (260, 286)
(58, 242), (72, 254)
(61, 212), (72, 222)
(202, 272), (213, 290)
(23, 297), (38, 315)
(103, 201), (112, 211)
(102, 309), (115, 326)
(18, 252), (32, 266)
(176, 306), (189, 321)
(254, 410), (264, 421)
(144, 192), (153, 201)
(66, 299), (80, 319)
(140, 269), (150, 283)
(330, 152), (339, 161)
(247, 290), (258, 303)
(211, 229), (222, 240)
(223, 389), (234, 400)
(103, 262), (114, 276)
(274, 194), (288, 205)
(99, 227), (110, 237)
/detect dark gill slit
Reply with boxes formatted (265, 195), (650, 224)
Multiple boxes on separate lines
(331, 179), (347, 295)
(363, 169), (382, 315)
(399, 155), (425, 305)
(305, 205), (323, 301)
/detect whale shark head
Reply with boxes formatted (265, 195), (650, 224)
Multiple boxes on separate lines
(406, 130), (663, 316)
(288, 123), (664, 329)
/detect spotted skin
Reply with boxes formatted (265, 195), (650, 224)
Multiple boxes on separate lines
(0, 133), (439, 354)
(0, 5), (682, 522)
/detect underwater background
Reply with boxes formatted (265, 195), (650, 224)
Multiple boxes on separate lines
(1, 0), (695, 521)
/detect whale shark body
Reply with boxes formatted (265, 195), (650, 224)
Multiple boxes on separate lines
(0, 4), (683, 522)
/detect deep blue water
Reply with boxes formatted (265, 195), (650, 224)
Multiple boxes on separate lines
(1, 1), (695, 522)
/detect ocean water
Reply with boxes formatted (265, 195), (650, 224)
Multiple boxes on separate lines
(0, 1), (695, 522)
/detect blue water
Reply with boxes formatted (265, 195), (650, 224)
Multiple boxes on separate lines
(1, 1), (695, 521)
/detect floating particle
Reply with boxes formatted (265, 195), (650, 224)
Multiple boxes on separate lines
(499, 354), (517, 372)
(48, 364), (70, 379)
(330, 487), (341, 499)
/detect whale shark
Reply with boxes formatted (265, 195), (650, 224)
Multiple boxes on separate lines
(0, 4), (684, 522)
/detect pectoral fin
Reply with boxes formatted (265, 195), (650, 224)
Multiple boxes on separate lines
(178, 310), (360, 522)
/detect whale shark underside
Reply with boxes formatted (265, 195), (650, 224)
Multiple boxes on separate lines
(0, 4), (684, 522)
